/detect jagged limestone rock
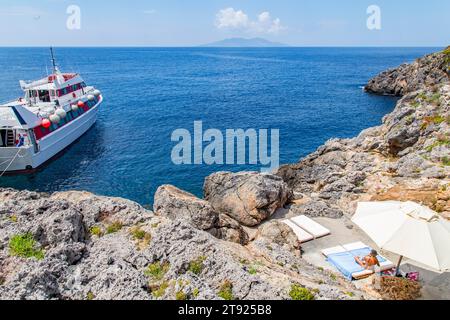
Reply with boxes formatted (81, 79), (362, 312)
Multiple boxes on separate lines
(204, 172), (291, 227)
(154, 185), (248, 244)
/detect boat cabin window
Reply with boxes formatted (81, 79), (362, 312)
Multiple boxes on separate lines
(0, 130), (29, 148)
(27, 90), (47, 102)
(0, 129), (14, 147)
(56, 82), (86, 97)
(38, 90), (51, 103)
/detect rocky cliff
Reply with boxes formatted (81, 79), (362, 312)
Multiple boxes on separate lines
(0, 47), (449, 300)
(365, 47), (449, 96)
(0, 189), (361, 300)
(279, 46), (449, 220)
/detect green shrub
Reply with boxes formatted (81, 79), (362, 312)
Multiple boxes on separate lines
(9, 233), (44, 260)
(193, 288), (200, 298)
(405, 115), (414, 125)
(9, 215), (18, 223)
(152, 281), (169, 298)
(106, 221), (123, 234)
(86, 292), (95, 300)
(130, 227), (150, 241)
(410, 100), (420, 108)
(442, 157), (450, 166)
(90, 226), (103, 237)
(144, 261), (170, 281)
(443, 47), (450, 64)
(345, 291), (355, 297)
(188, 256), (206, 275)
(431, 115), (445, 124)
(131, 228), (146, 240)
(417, 92), (427, 100)
(218, 280), (234, 300)
(428, 93), (441, 105)
(426, 138), (450, 152)
(248, 266), (258, 275)
(289, 284), (315, 300)
(176, 291), (188, 300)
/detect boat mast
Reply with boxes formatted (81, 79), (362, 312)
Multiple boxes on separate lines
(50, 47), (58, 74)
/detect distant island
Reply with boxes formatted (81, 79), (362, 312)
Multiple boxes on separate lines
(201, 37), (288, 48)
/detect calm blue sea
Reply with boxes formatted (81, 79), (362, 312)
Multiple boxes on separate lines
(0, 47), (440, 205)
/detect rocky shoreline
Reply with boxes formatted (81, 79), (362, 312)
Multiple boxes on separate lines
(0, 47), (448, 300)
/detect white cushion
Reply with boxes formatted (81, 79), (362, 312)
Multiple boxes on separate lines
(343, 241), (367, 251)
(282, 220), (314, 243)
(321, 245), (346, 257)
(352, 269), (374, 280)
(291, 215), (331, 238)
(379, 260), (396, 272)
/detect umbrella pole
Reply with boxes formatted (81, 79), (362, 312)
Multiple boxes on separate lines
(395, 255), (404, 276)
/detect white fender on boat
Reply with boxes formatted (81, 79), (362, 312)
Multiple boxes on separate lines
(40, 111), (50, 119)
(71, 104), (79, 111)
(55, 109), (67, 118)
(49, 114), (61, 124)
(93, 89), (101, 97)
(87, 94), (95, 101)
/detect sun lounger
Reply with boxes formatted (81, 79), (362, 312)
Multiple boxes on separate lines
(322, 242), (395, 280)
(291, 215), (331, 239)
(282, 219), (314, 243)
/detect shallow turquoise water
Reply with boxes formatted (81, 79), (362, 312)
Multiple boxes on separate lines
(0, 47), (440, 205)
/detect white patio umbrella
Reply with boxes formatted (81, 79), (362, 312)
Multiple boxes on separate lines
(352, 201), (450, 273)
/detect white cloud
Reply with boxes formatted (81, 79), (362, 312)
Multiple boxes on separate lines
(215, 8), (285, 34)
(254, 12), (285, 34)
(215, 8), (249, 29)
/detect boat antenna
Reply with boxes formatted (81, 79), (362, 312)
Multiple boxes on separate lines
(50, 47), (58, 74)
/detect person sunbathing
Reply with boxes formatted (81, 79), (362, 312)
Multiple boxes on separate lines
(355, 250), (380, 270)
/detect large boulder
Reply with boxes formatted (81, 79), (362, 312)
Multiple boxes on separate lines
(213, 214), (249, 245)
(385, 125), (421, 155)
(154, 185), (218, 230)
(51, 190), (153, 227)
(204, 172), (291, 227)
(256, 221), (300, 254)
(154, 185), (248, 244)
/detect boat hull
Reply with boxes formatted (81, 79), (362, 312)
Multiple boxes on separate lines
(0, 97), (101, 174)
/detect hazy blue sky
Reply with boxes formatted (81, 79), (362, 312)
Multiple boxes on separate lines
(0, 0), (448, 46)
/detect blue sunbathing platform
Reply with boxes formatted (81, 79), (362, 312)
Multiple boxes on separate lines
(322, 242), (396, 280)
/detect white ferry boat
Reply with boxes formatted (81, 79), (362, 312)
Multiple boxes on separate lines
(0, 48), (102, 174)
